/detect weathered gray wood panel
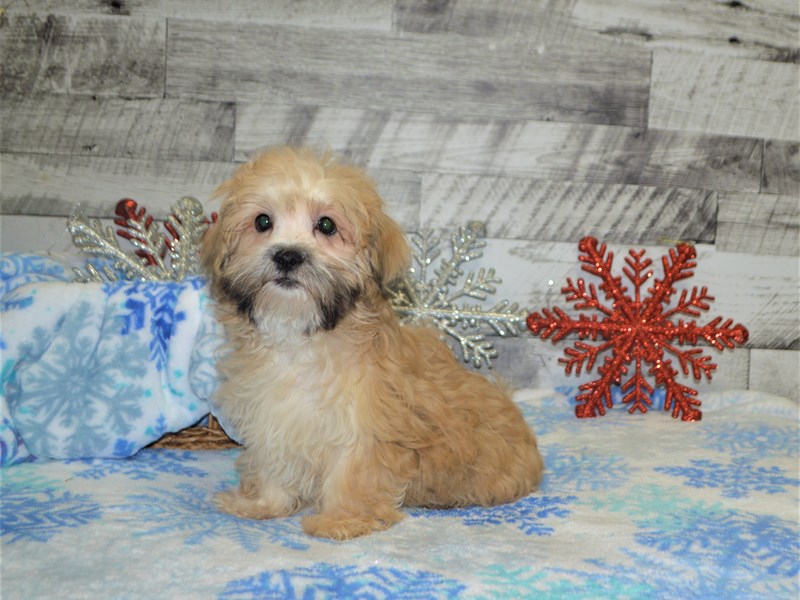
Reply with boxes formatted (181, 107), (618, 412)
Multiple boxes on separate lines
(420, 174), (717, 244)
(167, 19), (650, 127)
(567, 0), (800, 62)
(394, 0), (550, 37)
(0, 97), (235, 161)
(0, 154), (237, 219)
(0, 15), (165, 98)
(762, 141), (800, 195)
(393, 0), (631, 55)
(749, 349), (800, 401)
(237, 104), (763, 192)
(650, 51), (799, 142)
(0, 214), (80, 256)
(4, 0), (392, 30)
(0, 153), (422, 229)
(717, 192), (800, 256)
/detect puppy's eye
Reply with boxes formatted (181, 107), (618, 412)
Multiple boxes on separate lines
(317, 216), (337, 236)
(254, 214), (272, 232)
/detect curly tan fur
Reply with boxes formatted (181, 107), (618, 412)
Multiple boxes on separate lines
(203, 147), (544, 540)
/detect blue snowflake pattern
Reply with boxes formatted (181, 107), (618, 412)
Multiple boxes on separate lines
(71, 449), (209, 481)
(589, 484), (798, 581)
(475, 563), (655, 600)
(188, 307), (225, 403)
(635, 507), (799, 579)
(1, 288), (35, 312)
(544, 444), (633, 492)
(474, 546), (795, 599)
(144, 413), (169, 440)
(1, 462), (59, 493)
(12, 301), (149, 456)
(112, 483), (313, 551)
(704, 422), (799, 457)
(107, 282), (187, 372)
(1, 488), (102, 543)
(1, 412), (30, 466)
(0, 253), (67, 296)
(621, 548), (796, 599)
(655, 457), (799, 498)
(4, 326), (50, 391)
(219, 562), (466, 599)
(412, 495), (575, 536)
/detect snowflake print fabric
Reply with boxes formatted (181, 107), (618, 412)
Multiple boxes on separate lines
(527, 237), (749, 420)
(1, 255), (224, 464)
(1, 388), (797, 599)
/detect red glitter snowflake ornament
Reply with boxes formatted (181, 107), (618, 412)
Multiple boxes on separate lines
(527, 237), (748, 421)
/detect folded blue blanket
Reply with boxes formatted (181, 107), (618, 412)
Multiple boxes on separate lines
(1, 253), (225, 466)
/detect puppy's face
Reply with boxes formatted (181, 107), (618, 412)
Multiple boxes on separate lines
(203, 148), (408, 336)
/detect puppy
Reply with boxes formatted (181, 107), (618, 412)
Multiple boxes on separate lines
(202, 147), (544, 540)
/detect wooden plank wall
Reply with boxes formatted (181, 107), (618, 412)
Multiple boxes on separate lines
(2, 1), (798, 401)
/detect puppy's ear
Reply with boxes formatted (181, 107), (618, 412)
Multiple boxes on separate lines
(201, 178), (237, 284)
(200, 218), (225, 284)
(371, 212), (410, 289)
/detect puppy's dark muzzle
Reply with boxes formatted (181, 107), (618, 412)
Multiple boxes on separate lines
(272, 247), (307, 273)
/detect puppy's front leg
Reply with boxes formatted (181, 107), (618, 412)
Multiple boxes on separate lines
(214, 484), (300, 521)
(214, 453), (303, 520)
(302, 444), (414, 540)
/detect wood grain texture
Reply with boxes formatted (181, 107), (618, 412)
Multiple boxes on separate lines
(394, 0), (549, 37)
(420, 174), (717, 244)
(0, 14), (165, 98)
(0, 152), (422, 229)
(717, 192), (800, 256)
(237, 104), (763, 192)
(0, 96), (235, 161)
(0, 153), (236, 219)
(762, 140), (800, 195)
(650, 51), (799, 142)
(569, 0), (800, 62)
(749, 349), (800, 401)
(393, 0), (631, 54)
(167, 19), (649, 127)
(4, 0), (392, 30)
(0, 214), (79, 255)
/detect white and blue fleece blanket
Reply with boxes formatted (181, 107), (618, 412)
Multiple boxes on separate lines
(1, 253), (224, 466)
(2, 388), (798, 598)
(1, 253), (798, 598)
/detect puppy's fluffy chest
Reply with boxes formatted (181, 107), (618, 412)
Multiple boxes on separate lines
(232, 332), (363, 461)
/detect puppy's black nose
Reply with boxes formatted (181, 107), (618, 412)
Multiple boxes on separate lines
(272, 248), (305, 273)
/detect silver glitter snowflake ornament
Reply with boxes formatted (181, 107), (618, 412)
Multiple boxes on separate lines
(68, 196), (210, 283)
(389, 222), (527, 368)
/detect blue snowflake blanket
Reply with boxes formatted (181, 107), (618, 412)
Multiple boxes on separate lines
(1, 388), (797, 599)
(1, 253), (224, 466)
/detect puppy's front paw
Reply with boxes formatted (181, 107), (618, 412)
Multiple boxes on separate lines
(302, 511), (403, 541)
(213, 488), (297, 521)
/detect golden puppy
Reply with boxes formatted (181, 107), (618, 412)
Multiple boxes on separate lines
(202, 147), (544, 540)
